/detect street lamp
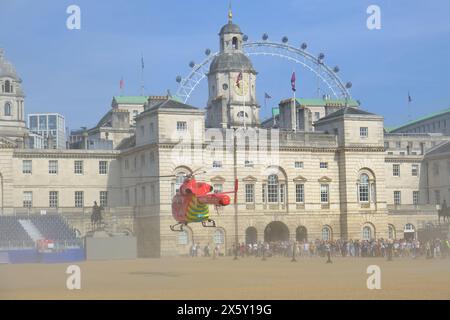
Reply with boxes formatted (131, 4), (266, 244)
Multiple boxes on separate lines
(233, 128), (239, 260)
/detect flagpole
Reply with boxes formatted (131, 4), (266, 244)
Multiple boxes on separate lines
(292, 70), (296, 132)
(140, 53), (145, 96)
(408, 91), (412, 122)
(243, 67), (246, 129)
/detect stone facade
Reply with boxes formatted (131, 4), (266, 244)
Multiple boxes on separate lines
(0, 18), (449, 258)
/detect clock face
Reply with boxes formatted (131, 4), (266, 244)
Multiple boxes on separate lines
(233, 79), (249, 96)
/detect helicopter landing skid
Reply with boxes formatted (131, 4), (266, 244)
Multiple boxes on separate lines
(201, 219), (216, 228)
(170, 223), (185, 232)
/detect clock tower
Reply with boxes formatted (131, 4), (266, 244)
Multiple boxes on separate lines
(205, 10), (260, 128)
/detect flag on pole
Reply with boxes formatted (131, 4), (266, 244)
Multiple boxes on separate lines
(408, 92), (412, 103)
(236, 72), (243, 88)
(119, 77), (124, 90)
(141, 55), (145, 70)
(264, 92), (272, 99)
(291, 72), (296, 92)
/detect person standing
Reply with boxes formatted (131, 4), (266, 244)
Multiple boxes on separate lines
(387, 239), (393, 261)
(325, 241), (332, 263)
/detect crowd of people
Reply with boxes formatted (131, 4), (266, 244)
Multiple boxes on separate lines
(188, 238), (450, 260)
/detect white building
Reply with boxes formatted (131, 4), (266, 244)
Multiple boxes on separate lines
(0, 15), (449, 257)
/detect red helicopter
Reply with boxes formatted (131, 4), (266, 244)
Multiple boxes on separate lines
(170, 170), (238, 232)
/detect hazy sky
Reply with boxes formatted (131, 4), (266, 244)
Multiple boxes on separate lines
(1, 0), (449, 130)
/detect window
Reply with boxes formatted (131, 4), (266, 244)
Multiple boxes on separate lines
(245, 184), (254, 203)
(294, 161), (304, 169)
(295, 184), (304, 203)
(393, 164), (400, 177)
(394, 191), (401, 205)
(4, 80), (11, 93)
(178, 231), (189, 245)
(314, 112), (320, 121)
(232, 36), (239, 50)
(280, 184), (285, 203)
(99, 161), (108, 174)
(140, 125), (145, 136)
(413, 191), (419, 205)
(100, 191), (108, 207)
(267, 174), (279, 203)
(435, 190), (441, 205)
(4, 102), (11, 116)
(74, 191), (84, 208)
(177, 121), (187, 131)
(320, 184), (329, 203)
(433, 163), (439, 175)
(124, 159), (129, 170)
(212, 161), (222, 168)
(384, 142), (389, 149)
(359, 174), (369, 202)
(23, 191), (32, 208)
(237, 111), (248, 118)
(411, 164), (418, 177)
(150, 152), (155, 163)
(48, 160), (58, 174)
(214, 229), (225, 244)
(140, 153), (145, 167)
(125, 189), (130, 206)
(213, 184), (223, 193)
(362, 226), (372, 240)
(49, 191), (58, 208)
(48, 115), (56, 130)
(39, 115), (47, 130)
(150, 185), (155, 204)
(22, 160), (32, 174)
(320, 162), (328, 169)
(322, 226), (331, 241)
(360, 127), (368, 138)
(396, 141), (401, 148)
(141, 186), (146, 205)
(262, 184), (267, 203)
(244, 160), (254, 168)
(74, 160), (83, 174)
(388, 225), (395, 240)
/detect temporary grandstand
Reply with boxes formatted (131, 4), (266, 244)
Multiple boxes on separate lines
(0, 215), (84, 264)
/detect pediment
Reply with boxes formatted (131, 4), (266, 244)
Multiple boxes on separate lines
(242, 175), (257, 182)
(318, 176), (332, 183)
(210, 175), (225, 183)
(293, 175), (307, 182)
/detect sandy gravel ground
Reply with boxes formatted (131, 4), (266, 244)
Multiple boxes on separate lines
(0, 256), (449, 300)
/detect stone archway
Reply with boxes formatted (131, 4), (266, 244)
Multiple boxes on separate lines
(264, 221), (289, 242)
(245, 227), (257, 244)
(296, 226), (307, 242)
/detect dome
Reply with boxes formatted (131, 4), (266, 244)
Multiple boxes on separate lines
(0, 49), (19, 80)
(219, 22), (242, 35)
(209, 52), (256, 74)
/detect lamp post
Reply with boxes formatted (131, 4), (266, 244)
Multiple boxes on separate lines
(233, 128), (239, 260)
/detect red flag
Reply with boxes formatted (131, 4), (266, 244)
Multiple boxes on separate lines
(236, 72), (243, 88)
(120, 77), (124, 90)
(291, 72), (296, 92)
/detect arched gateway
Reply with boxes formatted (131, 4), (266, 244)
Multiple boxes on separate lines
(264, 221), (289, 242)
